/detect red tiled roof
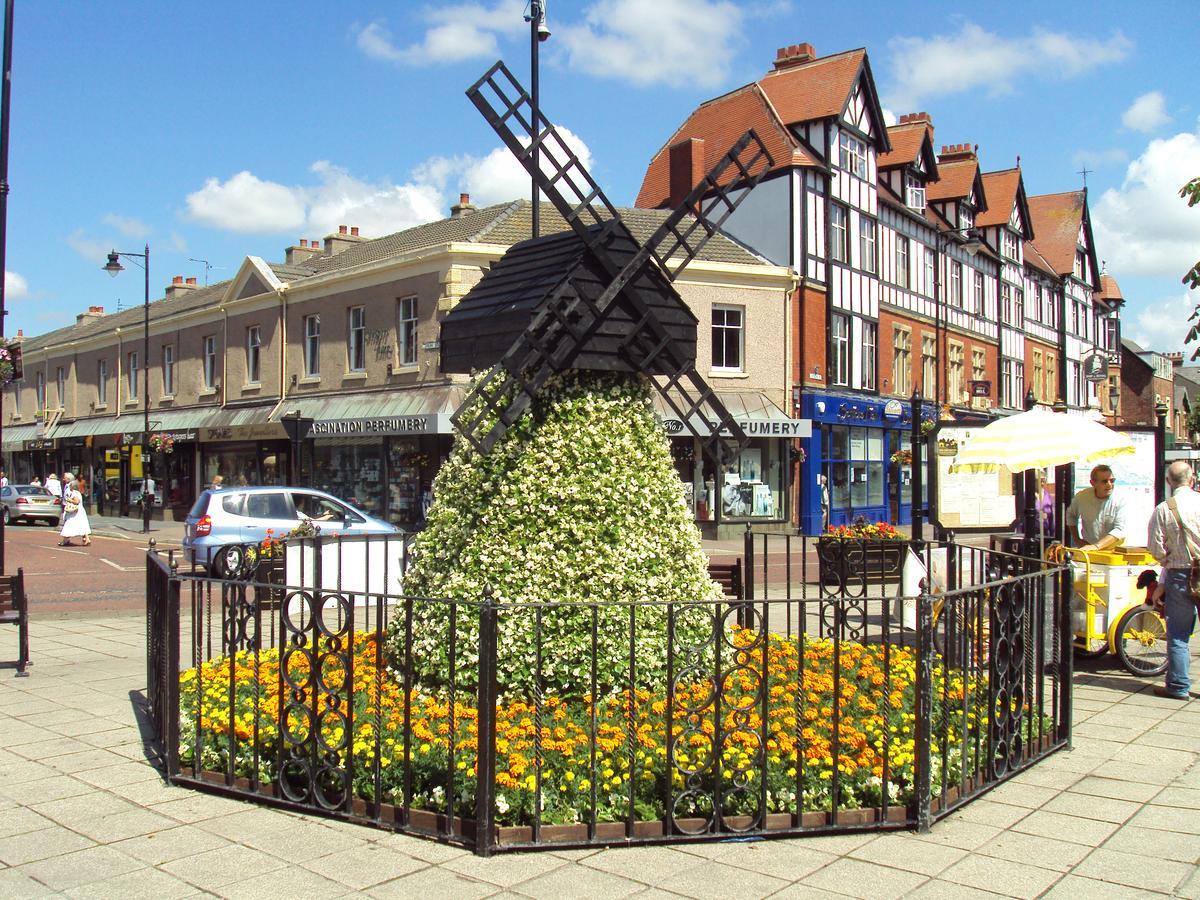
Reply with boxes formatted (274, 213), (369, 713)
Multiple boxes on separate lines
(636, 84), (815, 209)
(758, 48), (867, 125)
(1024, 242), (1057, 277)
(1027, 191), (1086, 276)
(976, 169), (1022, 227)
(1097, 273), (1124, 302)
(878, 122), (929, 170)
(926, 156), (978, 202)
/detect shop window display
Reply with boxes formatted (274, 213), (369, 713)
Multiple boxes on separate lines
(312, 438), (385, 519)
(694, 439), (783, 521)
(201, 443), (287, 491)
(387, 439), (423, 527)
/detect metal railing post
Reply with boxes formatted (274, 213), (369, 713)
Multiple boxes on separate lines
(474, 586), (499, 857)
(1057, 562), (1073, 749)
(913, 587), (934, 831)
(167, 555), (181, 777)
(742, 524), (754, 628)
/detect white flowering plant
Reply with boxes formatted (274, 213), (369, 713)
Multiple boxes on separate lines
(389, 370), (719, 698)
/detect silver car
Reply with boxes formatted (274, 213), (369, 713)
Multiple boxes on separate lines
(183, 486), (400, 575)
(0, 485), (61, 525)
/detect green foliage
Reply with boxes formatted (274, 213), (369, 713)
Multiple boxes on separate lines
(389, 370), (719, 698)
(1182, 177), (1200, 358)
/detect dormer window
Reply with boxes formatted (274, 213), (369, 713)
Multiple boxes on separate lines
(839, 132), (867, 179)
(1074, 250), (1087, 280)
(905, 175), (925, 211)
(958, 206), (974, 231)
(1001, 229), (1019, 261)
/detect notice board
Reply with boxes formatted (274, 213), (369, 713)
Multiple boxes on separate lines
(1070, 428), (1156, 548)
(931, 424), (1018, 531)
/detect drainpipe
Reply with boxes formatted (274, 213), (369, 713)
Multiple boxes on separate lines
(266, 284), (291, 423)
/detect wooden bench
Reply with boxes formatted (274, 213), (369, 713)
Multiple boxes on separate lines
(0, 569), (30, 676)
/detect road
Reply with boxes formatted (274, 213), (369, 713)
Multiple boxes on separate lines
(4, 522), (169, 616)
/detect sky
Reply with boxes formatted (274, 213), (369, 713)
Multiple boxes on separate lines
(3, 0), (1198, 356)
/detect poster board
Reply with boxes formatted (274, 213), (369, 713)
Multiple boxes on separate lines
(1070, 428), (1156, 548)
(931, 424), (1017, 531)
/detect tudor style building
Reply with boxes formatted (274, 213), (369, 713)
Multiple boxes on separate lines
(637, 42), (1116, 533)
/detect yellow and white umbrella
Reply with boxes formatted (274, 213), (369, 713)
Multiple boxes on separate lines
(948, 407), (1135, 474)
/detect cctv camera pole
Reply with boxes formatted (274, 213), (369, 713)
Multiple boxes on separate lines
(529, 0), (541, 238)
(0, 0), (15, 575)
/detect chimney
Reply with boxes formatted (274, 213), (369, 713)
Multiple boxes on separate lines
(668, 138), (706, 208)
(286, 237), (321, 265)
(939, 142), (977, 162)
(1165, 351), (1184, 366)
(322, 224), (368, 256)
(773, 42), (817, 71)
(450, 192), (476, 218)
(165, 275), (199, 300)
(75, 306), (105, 324)
(898, 112), (932, 125)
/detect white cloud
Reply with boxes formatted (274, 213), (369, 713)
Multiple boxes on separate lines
(881, 108), (898, 127)
(557, 0), (743, 89)
(101, 213), (149, 239)
(1092, 129), (1200, 280)
(1122, 91), (1170, 132)
(185, 171), (307, 233)
(884, 23), (1131, 110)
(5, 270), (28, 300)
(65, 229), (115, 264)
(354, 2), (524, 67)
(1125, 289), (1197, 357)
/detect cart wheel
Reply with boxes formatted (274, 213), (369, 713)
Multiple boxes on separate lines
(1074, 637), (1109, 658)
(1113, 606), (1168, 677)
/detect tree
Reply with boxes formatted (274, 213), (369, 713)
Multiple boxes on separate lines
(1182, 177), (1200, 357)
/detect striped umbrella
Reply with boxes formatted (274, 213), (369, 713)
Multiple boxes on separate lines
(948, 407), (1136, 474)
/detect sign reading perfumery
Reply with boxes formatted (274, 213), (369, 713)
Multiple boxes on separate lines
(659, 416), (812, 438)
(307, 414), (454, 437)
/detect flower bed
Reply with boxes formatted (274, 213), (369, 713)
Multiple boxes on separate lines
(179, 627), (989, 828)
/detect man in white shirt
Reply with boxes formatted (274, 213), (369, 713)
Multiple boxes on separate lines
(1065, 464), (1128, 552)
(1147, 460), (1200, 700)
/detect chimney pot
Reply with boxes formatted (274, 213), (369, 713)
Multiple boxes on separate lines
(351, 226), (359, 237)
(338, 225), (348, 235)
(459, 192), (470, 205)
(299, 239), (307, 248)
(186, 277), (197, 285)
(773, 41), (816, 70)
(311, 238), (319, 247)
(172, 275), (183, 284)
(89, 306), (104, 314)
(16, 328), (22, 336)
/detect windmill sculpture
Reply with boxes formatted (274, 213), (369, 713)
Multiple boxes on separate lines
(441, 61), (774, 468)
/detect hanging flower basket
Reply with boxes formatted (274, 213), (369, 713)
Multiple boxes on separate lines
(0, 344), (17, 386)
(149, 433), (175, 455)
(889, 448), (912, 466)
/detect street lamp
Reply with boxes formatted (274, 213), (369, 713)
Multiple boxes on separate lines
(1108, 381), (1120, 426)
(525, 0), (550, 238)
(933, 226), (983, 408)
(102, 244), (151, 534)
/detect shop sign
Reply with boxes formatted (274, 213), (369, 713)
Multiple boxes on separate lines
(199, 422), (287, 442)
(659, 416), (811, 438)
(307, 414), (453, 437)
(159, 430), (197, 442)
(23, 439), (52, 450)
(882, 399), (904, 419)
(1083, 352), (1108, 383)
(970, 380), (991, 398)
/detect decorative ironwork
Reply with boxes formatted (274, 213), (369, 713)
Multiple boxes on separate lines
(987, 578), (1027, 778)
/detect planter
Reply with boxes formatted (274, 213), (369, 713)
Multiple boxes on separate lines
(817, 537), (906, 584)
(254, 559), (286, 611)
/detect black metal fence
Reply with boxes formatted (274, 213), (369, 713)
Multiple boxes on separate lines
(145, 531), (1071, 855)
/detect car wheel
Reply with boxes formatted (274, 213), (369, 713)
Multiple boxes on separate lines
(1, 507), (8, 525)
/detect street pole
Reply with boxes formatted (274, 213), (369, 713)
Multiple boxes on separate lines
(910, 388), (923, 547)
(1022, 387), (1038, 558)
(0, 0), (15, 575)
(530, 0), (539, 239)
(142, 242), (150, 534)
(1155, 400), (1169, 504)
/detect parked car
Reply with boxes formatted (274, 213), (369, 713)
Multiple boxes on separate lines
(183, 486), (399, 575)
(0, 485), (61, 525)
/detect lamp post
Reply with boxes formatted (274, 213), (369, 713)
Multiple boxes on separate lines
(932, 226), (983, 409)
(1108, 381), (1120, 426)
(0, 0), (14, 575)
(525, 0), (550, 238)
(102, 244), (151, 534)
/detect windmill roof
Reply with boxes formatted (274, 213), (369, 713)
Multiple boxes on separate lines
(1027, 191), (1087, 276)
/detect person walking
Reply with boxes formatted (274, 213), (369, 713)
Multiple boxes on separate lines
(1147, 460), (1200, 701)
(44, 471), (61, 501)
(58, 478), (92, 547)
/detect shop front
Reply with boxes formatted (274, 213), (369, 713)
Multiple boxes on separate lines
(798, 392), (935, 535)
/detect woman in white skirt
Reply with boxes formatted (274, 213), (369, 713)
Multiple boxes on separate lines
(59, 481), (92, 547)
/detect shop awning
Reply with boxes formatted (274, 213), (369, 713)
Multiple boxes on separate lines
(652, 390), (810, 438)
(1, 422), (39, 450)
(272, 385), (467, 438)
(198, 403), (285, 441)
(35, 407), (226, 442)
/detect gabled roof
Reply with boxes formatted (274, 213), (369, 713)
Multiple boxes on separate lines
(976, 168), (1032, 238)
(1097, 273), (1124, 303)
(758, 48), (889, 145)
(926, 153), (987, 211)
(635, 83), (816, 209)
(1024, 242), (1058, 278)
(878, 120), (938, 178)
(1027, 190), (1098, 287)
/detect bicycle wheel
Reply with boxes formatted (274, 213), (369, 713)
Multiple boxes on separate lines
(1113, 606), (1168, 677)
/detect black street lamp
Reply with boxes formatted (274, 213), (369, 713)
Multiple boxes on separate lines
(102, 244), (152, 534)
(525, 0), (550, 238)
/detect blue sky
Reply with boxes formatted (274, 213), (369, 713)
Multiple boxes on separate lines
(5, 0), (1198, 355)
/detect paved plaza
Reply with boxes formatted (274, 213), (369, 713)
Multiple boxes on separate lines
(1, 610), (1198, 899)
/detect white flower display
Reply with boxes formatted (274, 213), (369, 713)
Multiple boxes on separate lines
(389, 370), (719, 697)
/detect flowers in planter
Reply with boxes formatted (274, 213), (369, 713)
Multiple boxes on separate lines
(919, 418), (937, 435)
(0, 343), (18, 386)
(823, 519), (903, 541)
(149, 432), (175, 454)
(889, 449), (912, 466)
(258, 528), (284, 559)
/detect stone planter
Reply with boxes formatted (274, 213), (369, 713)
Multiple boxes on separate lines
(817, 537), (906, 584)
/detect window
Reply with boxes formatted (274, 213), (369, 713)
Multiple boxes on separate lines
(55, 366), (65, 409)
(1002, 230), (1019, 261)
(830, 203), (848, 263)
(973, 270), (985, 315)
(861, 321), (877, 391)
(895, 235), (909, 289)
(924, 247), (936, 298)
(948, 342), (965, 402)
(1001, 284), (1014, 324)
(1014, 361), (1025, 405)
(1104, 316), (1119, 353)
(347, 307), (366, 372)
(831, 314), (850, 386)
(905, 176), (925, 211)
(1001, 359), (1014, 408)
(1074, 250), (1086, 279)
(948, 261), (962, 307)
(127, 351), (139, 400)
(203, 336), (217, 389)
(1014, 289), (1025, 324)
(892, 327), (911, 396)
(921, 334), (936, 396)
(958, 206), (974, 231)
(712, 306), (744, 372)
(1070, 360), (1083, 406)
(1046, 354), (1058, 402)
(858, 217), (876, 273)
(163, 344), (175, 396)
(35, 370), (44, 410)
(839, 132), (867, 178)
(971, 348), (986, 390)
(303, 315), (320, 377)
(246, 327), (261, 384)
(10, 379), (18, 415)
(97, 359), (107, 406)
(398, 296), (419, 367)
(1032, 349), (1044, 402)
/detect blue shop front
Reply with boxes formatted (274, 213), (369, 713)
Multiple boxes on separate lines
(796, 391), (935, 535)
